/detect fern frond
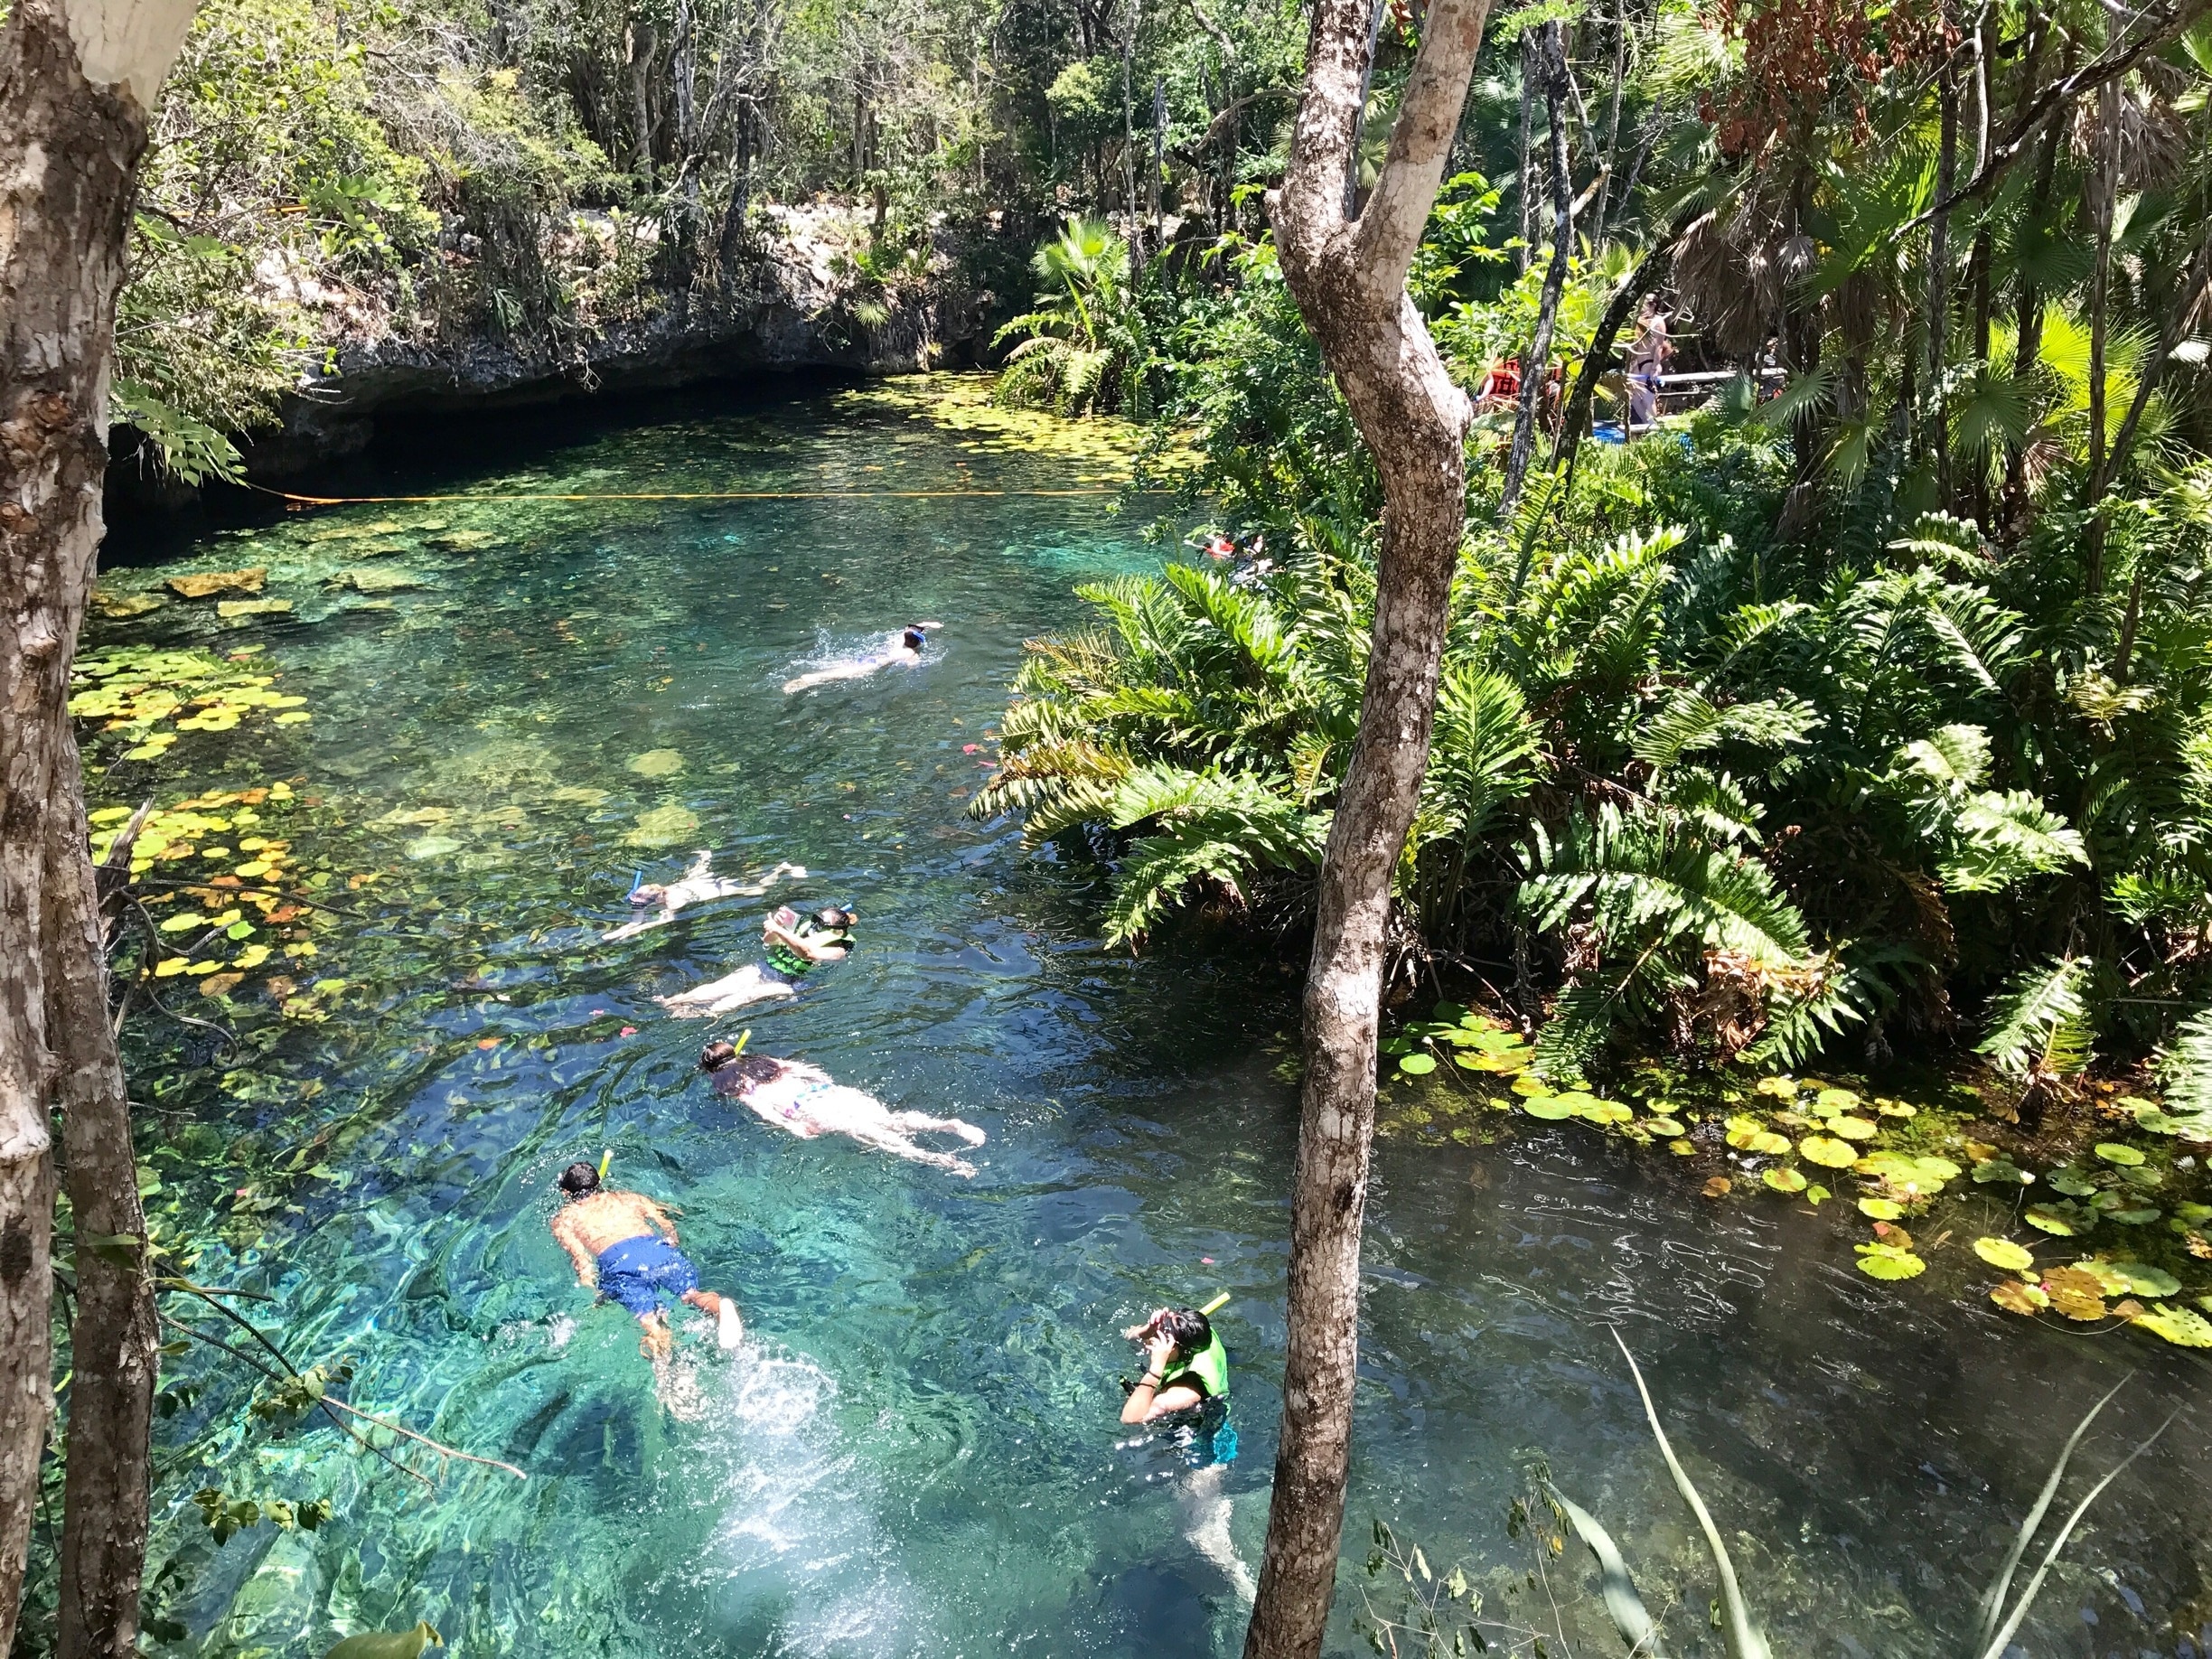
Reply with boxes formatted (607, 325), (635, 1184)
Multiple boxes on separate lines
(1977, 956), (2095, 1079)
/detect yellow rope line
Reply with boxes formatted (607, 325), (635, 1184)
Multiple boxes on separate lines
(250, 483), (1168, 507)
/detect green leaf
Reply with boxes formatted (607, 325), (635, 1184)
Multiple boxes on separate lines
(1398, 1053), (1438, 1075)
(1549, 1486), (1667, 1658)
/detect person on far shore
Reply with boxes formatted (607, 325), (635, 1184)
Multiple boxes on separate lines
(783, 623), (942, 693)
(548, 1162), (741, 1395)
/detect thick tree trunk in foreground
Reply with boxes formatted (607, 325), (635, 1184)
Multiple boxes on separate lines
(1, 0), (197, 1647)
(1244, 1), (1492, 1654)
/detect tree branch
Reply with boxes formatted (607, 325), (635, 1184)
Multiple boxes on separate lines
(1351, 0), (1501, 293)
(1899, 0), (2212, 234)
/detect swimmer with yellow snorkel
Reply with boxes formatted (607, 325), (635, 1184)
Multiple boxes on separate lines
(549, 1156), (743, 1393)
(1120, 1298), (1233, 1424)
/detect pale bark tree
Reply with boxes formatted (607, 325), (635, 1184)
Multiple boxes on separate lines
(1, 0), (202, 1647)
(1242, 1), (1495, 1654)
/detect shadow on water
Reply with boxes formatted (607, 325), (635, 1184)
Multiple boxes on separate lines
(88, 380), (2209, 1657)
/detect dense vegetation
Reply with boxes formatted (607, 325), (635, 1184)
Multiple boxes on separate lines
(114, 0), (1314, 477)
(977, 0), (2212, 1122)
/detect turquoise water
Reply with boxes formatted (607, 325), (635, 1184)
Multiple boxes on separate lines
(87, 380), (2210, 1659)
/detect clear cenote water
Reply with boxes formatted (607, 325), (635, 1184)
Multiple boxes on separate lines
(87, 377), (2211, 1659)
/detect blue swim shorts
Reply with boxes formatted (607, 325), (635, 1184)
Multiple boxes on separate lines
(595, 1234), (699, 1319)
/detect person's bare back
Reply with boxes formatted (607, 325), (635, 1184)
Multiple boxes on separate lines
(549, 1189), (675, 1268)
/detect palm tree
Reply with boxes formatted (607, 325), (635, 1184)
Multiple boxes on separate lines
(992, 217), (1147, 415)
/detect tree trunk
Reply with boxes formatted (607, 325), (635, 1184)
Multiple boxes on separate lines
(1499, 20), (1571, 515)
(52, 761), (157, 1659)
(1555, 223), (1683, 483)
(1590, 0), (1627, 236)
(1245, 3), (1493, 1655)
(1927, 44), (1958, 500)
(2084, 74), (2119, 593)
(2001, 40), (2063, 531)
(1514, 31), (1536, 271)
(2, 0), (195, 1648)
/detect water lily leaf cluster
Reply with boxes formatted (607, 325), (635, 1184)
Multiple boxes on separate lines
(70, 643), (312, 762)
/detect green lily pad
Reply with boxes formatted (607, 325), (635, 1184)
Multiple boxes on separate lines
(2107, 1262), (2181, 1297)
(1398, 1053), (1437, 1075)
(1763, 1167), (1807, 1193)
(1814, 1087), (1861, 1111)
(2025, 1204), (2085, 1236)
(1973, 1237), (2036, 1270)
(1800, 1135), (1859, 1168)
(1522, 1098), (1575, 1120)
(1830, 1116), (1879, 1141)
(2094, 1142), (2145, 1167)
(1912, 1157), (1963, 1182)
(2048, 1167), (2098, 1197)
(1973, 1158), (2031, 1186)
(1804, 1183), (1831, 1204)
(1858, 1198), (1906, 1220)
(2107, 1207), (2162, 1225)
(1511, 1074), (1551, 1096)
(1644, 1117), (1686, 1138)
(1854, 1242), (1926, 1280)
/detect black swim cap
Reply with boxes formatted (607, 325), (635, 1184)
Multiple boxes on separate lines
(903, 627), (926, 651)
(558, 1162), (600, 1196)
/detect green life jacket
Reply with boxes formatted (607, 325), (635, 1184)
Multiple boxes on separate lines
(765, 920), (850, 979)
(1159, 1333), (1229, 1401)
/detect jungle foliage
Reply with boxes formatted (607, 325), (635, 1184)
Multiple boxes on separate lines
(977, 0), (2212, 1111)
(114, 0), (1314, 477)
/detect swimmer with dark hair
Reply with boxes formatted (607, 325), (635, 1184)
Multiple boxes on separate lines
(603, 850), (804, 942)
(698, 1042), (986, 1176)
(1120, 1307), (1230, 1423)
(782, 622), (942, 693)
(548, 1162), (743, 1390)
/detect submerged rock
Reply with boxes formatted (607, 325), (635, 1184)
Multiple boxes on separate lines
(170, 567), (267, 598)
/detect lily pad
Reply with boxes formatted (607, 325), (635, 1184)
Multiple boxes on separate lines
(1754, 1076), (1798, 1098)
(2106, 1262), (2181, 1298)
(1763, 1167), (1807, 1193)
(1814, 1087), (1860, 1111)
(2107, 1206), (2162, 1225)
(1799, 1135), (1859, 1168)
(1973, 1237), (2037, 1270)
(1991, 1279), (2048, 1315)
(1858, 1197), (1906, 1220)
(1854, 1242), (1926, 1280)
(1397, 1053), (1437, 1076)
(1913, 1156), (1962, 1183)
(1644, 1117), (1686, 1138)
(2047, 1166), (2098, 1197)
(1510, 1074), (1551, 1096)
(1973, 1158), (2031, 1186)
(629, 748), (687, 778)
(2094, 1142), (2146, 1167)
(2134, 1304), (2212, 1347)
(1829, 1116), (1879, 1141)
(2040, 1266), (2109, 1320)
(1522, 1097), (1574, 1120)
(1873, 1098), (1918, 1119)
(2024, 1204), (2087, 1236)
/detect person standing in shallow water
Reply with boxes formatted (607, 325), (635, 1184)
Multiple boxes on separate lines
(548, 1163), (742, 1387)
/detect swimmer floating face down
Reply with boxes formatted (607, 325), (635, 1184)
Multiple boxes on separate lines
(698, 1045), (987, 1176)
(548, 1161), (743, 1367)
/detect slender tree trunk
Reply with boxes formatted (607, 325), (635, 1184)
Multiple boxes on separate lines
(52, 761), (156, 1659)
(1500, 20), (1571, 514)
(628, 22), (657, 179)
(1514, 31), (1535, 271)
(1, 0), (196, 1647)
(1927, 41), (1958, 501)
(2085, 75), (2119, 593)
(1246, 4), (1493, 1654)
(1555, 222), (1684, 483)
(1590, 0), (1627, 235)
(2001, 35), (2062, 530)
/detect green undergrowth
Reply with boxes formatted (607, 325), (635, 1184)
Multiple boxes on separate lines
(1378, 1000), (2212, 1351)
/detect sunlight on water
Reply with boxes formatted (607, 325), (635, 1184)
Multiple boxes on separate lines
(88, 378), (2211, 1659)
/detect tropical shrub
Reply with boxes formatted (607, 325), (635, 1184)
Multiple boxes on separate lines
(993, 218), (1153, 416)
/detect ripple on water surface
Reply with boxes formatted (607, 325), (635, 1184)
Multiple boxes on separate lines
(88, 380), (2209, 1658)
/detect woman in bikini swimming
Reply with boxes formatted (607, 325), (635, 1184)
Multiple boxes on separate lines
(698, 1043), (986, 1176)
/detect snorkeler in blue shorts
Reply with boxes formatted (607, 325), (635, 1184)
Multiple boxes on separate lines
(548, 1163), (742, 1374)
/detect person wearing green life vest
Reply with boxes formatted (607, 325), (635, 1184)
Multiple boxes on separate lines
(1120, 1307), (1228, 1424)
(659, 904), (856, 1017)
